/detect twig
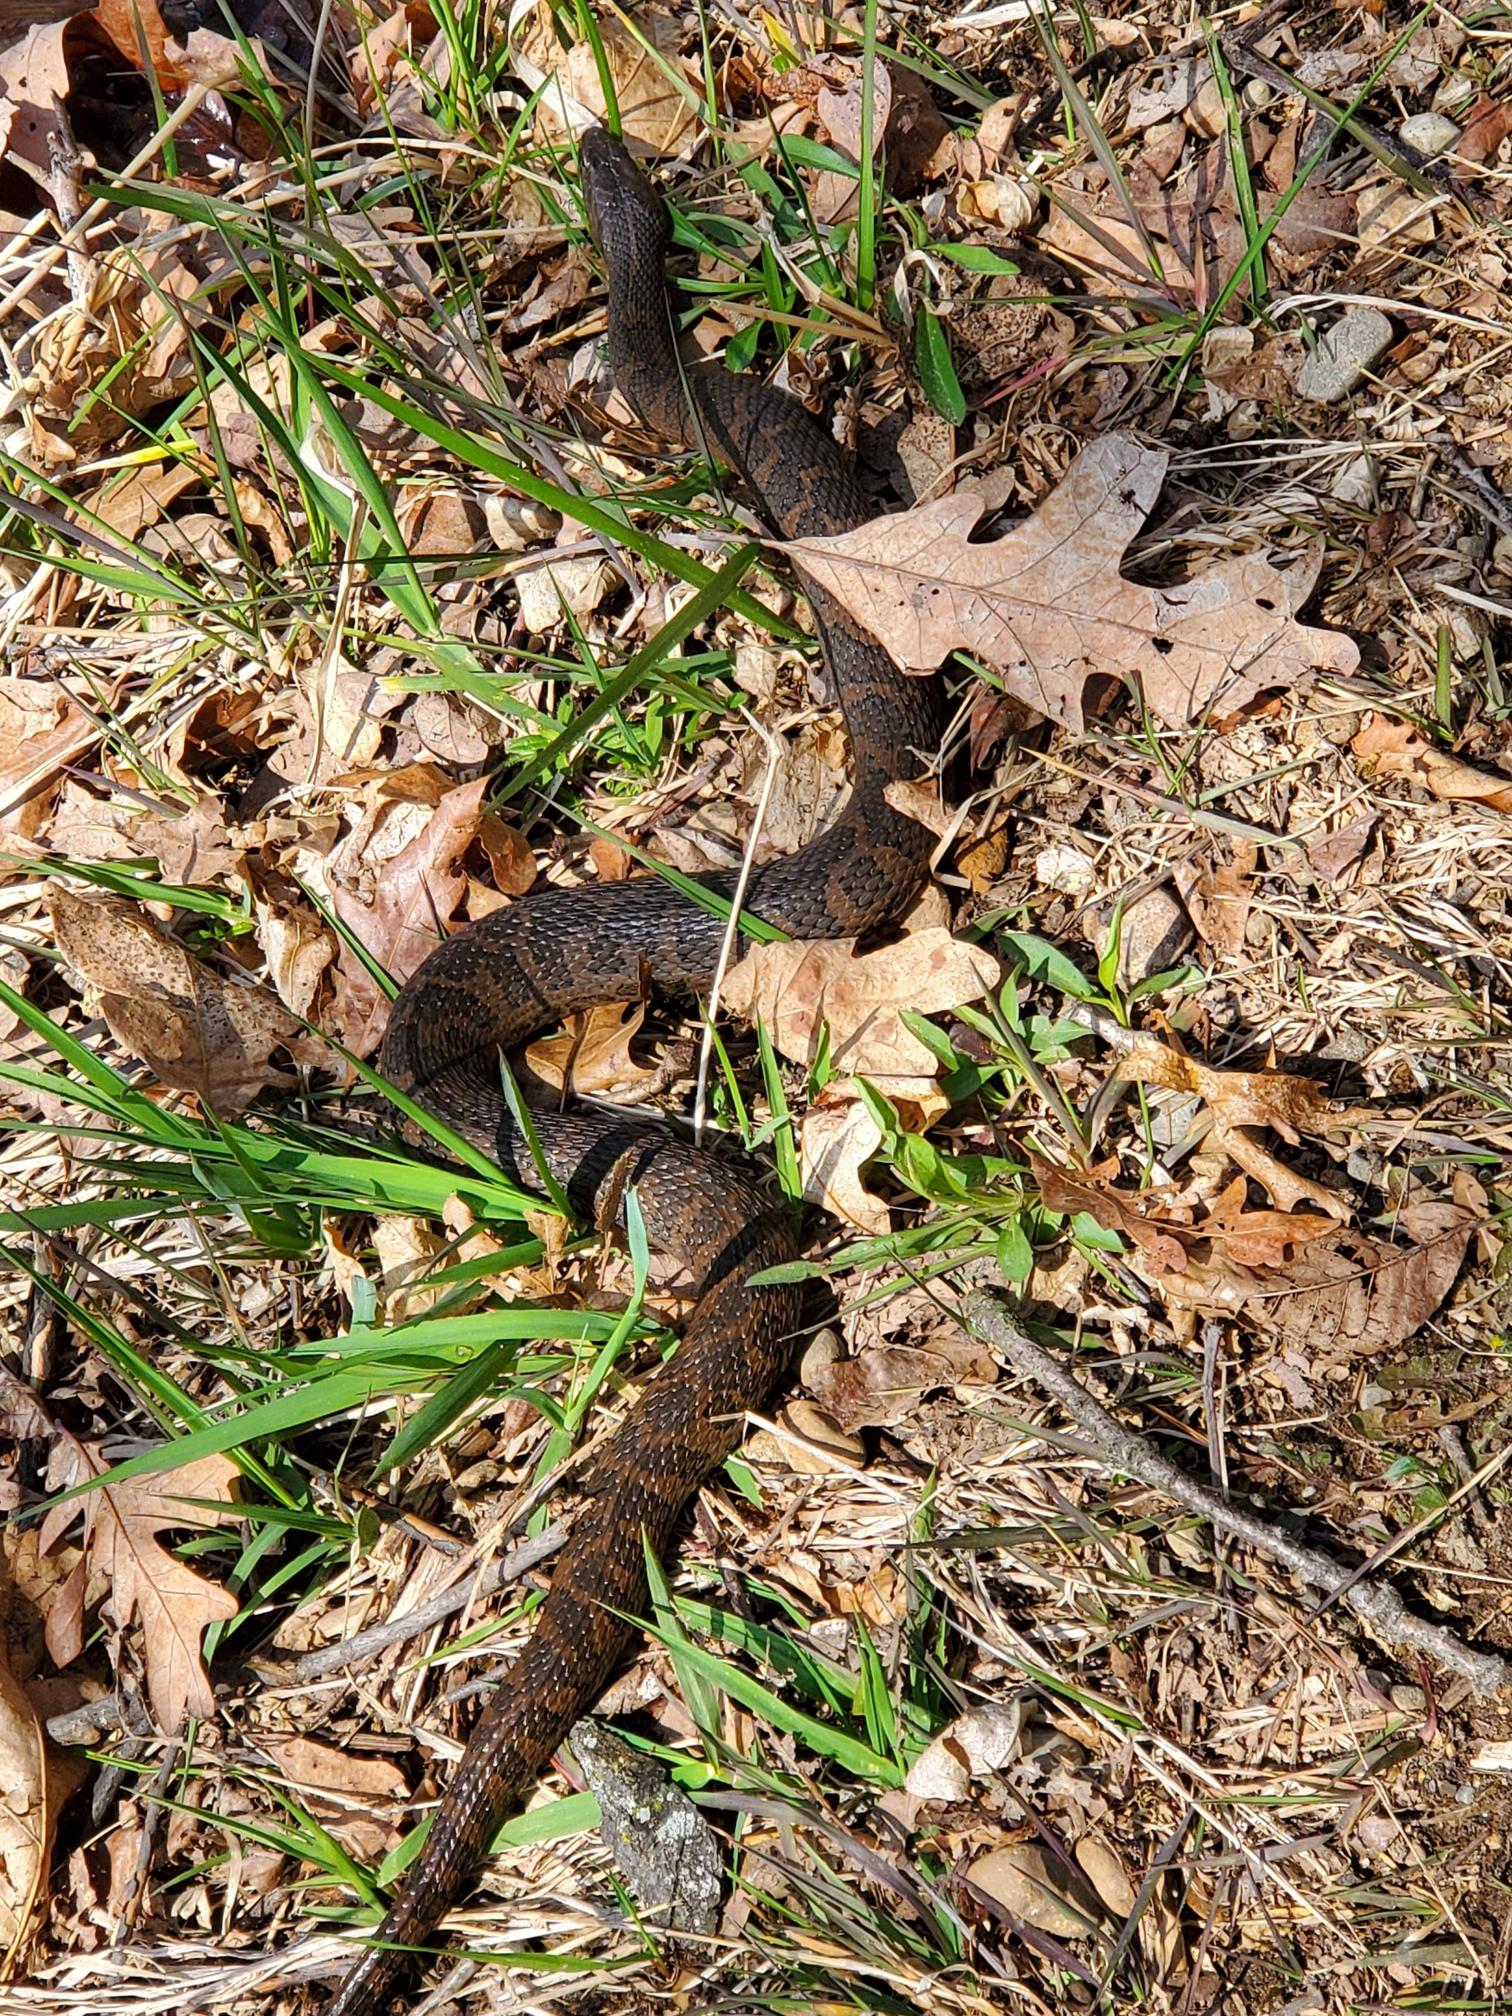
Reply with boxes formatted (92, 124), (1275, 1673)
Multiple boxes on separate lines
(264, 1525), (567, 1686)
(961, 1291), (1512, 1700)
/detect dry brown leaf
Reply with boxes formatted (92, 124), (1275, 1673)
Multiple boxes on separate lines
(0, 1641), (47, 1977)
(477, 812), (538, 897)
(0, 678), (101, 837)
(809, 1335), (997, 1430)
(786, 435), (1359, 730)
(259, 1735), (407, 1858)
(1201, 1174), (1340, 1268)
(1173, 841), (1255, 961)
(721, 927), (999, 1097)
(39, 1450), (241, 1729)
(1305, 815), (1375, 881)
(1120, 1035), (1355, 1219)
(798, 1092), (890, 1233)
(1352, 713), (1512, 816)
(1031, 1156), (1195, 1275)
(1155, 1203), (1476, 1356)
(1119, 1036), (1338, 1141)
(49, 889), (328, 1111)
(518, 7), (697, 156)
(527, 1002), (653, 1097)
(327, 777), (488, 1049)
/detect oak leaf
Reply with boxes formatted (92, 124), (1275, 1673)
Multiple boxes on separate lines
(786, 434), (1359, 730)
(1155, 1201), (1475, 1356)
(722, 926), (999, 1097)
(49, 889), (329, 1112)
(1352, 713), (1512, 817)
(39, 1449), (241, 1729)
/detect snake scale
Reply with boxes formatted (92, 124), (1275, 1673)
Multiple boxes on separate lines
(323, 127), (941, 2014)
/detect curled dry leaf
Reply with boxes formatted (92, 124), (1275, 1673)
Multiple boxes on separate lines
(1352, 713), (1512, 817)
(0, 1644), (47, 1976)
(1118, 1035), (1341, 1142)
(0, 677), (103, 837)
(527, 1002), (654, 1097)
(1032, 1156), (1195, 1275)
(798, 1091), (891, 1234)
(49, 889), (329, 1113)
(786, 434), (1359, 730)
(1120, 1033), (1357, 1219)
(39, 1449), (241, 1729)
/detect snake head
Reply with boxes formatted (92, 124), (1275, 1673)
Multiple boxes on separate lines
(579, 125), (668, 270)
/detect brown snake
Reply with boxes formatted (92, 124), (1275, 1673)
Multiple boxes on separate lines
(324, 127), (942, 2014)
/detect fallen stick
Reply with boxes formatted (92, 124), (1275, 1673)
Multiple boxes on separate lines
(961, 1291), (1511, 1700)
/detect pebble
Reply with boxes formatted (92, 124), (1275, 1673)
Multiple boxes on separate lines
(1399, 111), (1461, 157)
(967, 1844), (1099, 1937)
(1296, 306), (1394, 402)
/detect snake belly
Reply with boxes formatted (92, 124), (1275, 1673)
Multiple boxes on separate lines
(323, 127), (940, 2015)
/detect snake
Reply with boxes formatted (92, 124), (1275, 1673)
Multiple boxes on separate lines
(323, 126), (942, 2015)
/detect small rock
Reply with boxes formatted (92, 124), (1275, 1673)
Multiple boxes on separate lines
(1295, 306), (1394, 402)
(1329, 453), (1376, 508)
(1107, 885), (1191, 989)
(1075, 1835), (1136, 1917)
(906, 1700), (1025, 1799)
(967, 1843), (1099, 1937)
(1400, 111), (1460, 158)
(1035, 840), (1094, 898)
(1184, 74), (1227, 138)
(568, 1720), (722, 1934)
(748, 1398), (865, 1474)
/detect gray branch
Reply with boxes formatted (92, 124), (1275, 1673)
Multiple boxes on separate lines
(962, 1291), (1511, 1700)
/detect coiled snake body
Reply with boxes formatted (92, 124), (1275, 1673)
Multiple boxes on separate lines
(325, 128), (940, 2014)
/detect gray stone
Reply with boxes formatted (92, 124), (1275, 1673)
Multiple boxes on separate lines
(1296, 307), (1394, 402)
(1400, 111), (1461, 158)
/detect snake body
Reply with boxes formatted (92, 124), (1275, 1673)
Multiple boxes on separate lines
(324, 128), (939, 2014)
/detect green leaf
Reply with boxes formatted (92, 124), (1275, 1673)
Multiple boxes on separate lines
(914, 309), (966, 425)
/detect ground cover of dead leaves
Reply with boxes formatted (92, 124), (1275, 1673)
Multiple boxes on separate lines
(2, 0), (1512, 2009)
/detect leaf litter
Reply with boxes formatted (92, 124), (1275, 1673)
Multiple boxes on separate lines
(3, 2), (1512, 2012)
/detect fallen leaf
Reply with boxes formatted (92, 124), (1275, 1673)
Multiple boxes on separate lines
(49, 889), (328, 1112)
(786, 434), (1359, 729)
(1352, 714), (1512, 817)
(809, 1335), (997, 1430)
(259, 1735), (407, 1858)
(326, 777), (488, 1049)
(1032, 1156), (1194, 1275)
(1155, 1203), (1475, 1356)
(1305, 815), (1375, 881)
(1119, 1036), (1339, 1141)
(722, 927), (999, 1097)
(39, 1449), (241, 1729)
(798, 1090), (890, 1233)
(1173, 841), (1255, 960)
(0, 1642), (47, 1975)
(527, 1002), (654, 1097)
(1455, 91), (1512, 166)
(0, 676), (102, 837)
(1119, 1035), (1355, 1219)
